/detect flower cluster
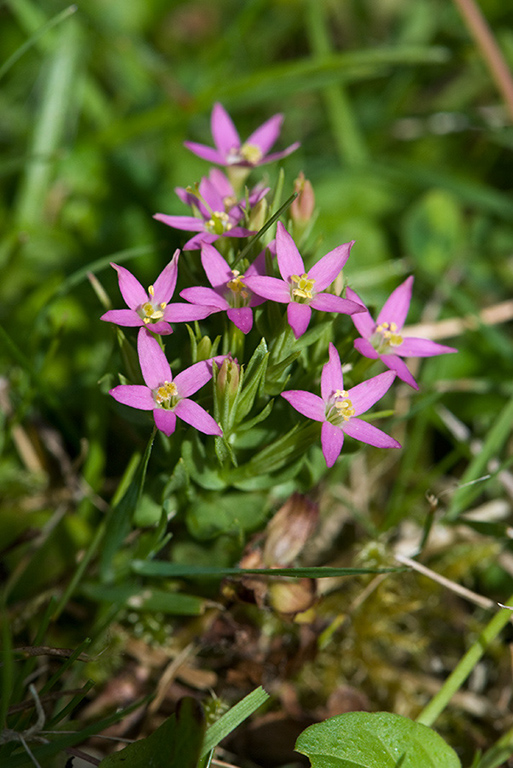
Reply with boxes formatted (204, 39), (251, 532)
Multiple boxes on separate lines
(102, 104), (456, 468)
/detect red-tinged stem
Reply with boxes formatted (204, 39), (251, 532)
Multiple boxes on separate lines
(453, 0), (513, 123)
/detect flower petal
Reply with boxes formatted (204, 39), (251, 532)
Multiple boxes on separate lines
(321, 343), (344, 402)
(110, 384), (154, 410)
(354, 337), (379, 359)
(321, 421), (344, 468)
(345, 287), (376, 338)
(281, 390), (325, 421)
(227, 306), (253, 334)
(101, 309), (142, 327)
(376, 276), (413, 330)
(342, 418), (401, 449)
(380, 354), (418, 389)
(262, 144), (301, 164)
(243, 275), (290, 303)
(164, 303), (214, 322)
(137, 327), (172, 389)
(201, 242), (232, 288)
(183, 141), (225, 165)
(276, 221), (305, 281)
(147, 320), (174, 336)
(287, 302), (311, 338)
(153, 214), (205, 232)
(211, 102), (240, 156)
(310, 292), (363, 316)
(309, 241), (354, 290)
(180, 286), (227, 310)
(175, 398), (222, 435)
(183, 232), (218, 250)
(183, 141), (226, 165)
(154, 409), (177, 436)
(348, 370), (396, 415)
(208, 168), (234, 199)
(174, 360), (214, 398)
(199, 175), (225, 212)
(246, 113), (283, 155)
(112, 263), (147, 309)
(396, 337), (457, 357)
(152, 249), (179, 303)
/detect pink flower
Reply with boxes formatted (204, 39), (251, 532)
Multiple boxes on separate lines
(244, 222), (363, 339)
(153, 170), (258, 251)
(346, 277), (457, 389)
(109, 328), (224, 437)
(184, 102), (300, 167)
(179, 242), (268, 334)
(100, 251), (211, 335)
(282, 343), (400, 468)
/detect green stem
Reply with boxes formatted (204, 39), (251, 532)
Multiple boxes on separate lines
(416, 595), (513, 727)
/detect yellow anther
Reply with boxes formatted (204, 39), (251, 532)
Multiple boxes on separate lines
(159, 302), (166, 309)
(375, 319), (403, 349)
(291, 273), (315, 300)
(148, 285), (155, 297)
(227, 270), (247, 294)
(240, 143), (263, 165)
(205, 211), (232, 235)
(155, 381), (178, 406)
(334, 395), (355, 421)
(141, 301), (165, 322)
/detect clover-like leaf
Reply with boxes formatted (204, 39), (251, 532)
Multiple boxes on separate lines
(295, 712), (461, 768)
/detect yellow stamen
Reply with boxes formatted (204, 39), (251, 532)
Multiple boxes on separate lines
(375, 320), (403, 349)
(333, 392), (355, 421)
(240, 143), (263, 165)
(205, 211), (233, 235)
(291, 273), (315, 300)
(148, 285), (155, 297)
(155, 381), (178, 406)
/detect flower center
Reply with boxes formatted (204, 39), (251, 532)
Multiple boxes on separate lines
(226, 269), (250, 307)
(140, 285), (166, 325)
(291, 273), (315, 302)
(327, 389), (355, 426)
(373, 321), (403, 353)
(154, 380), (179, 409)
(239, 143), (263, 165)
(205, 211), (233, 235)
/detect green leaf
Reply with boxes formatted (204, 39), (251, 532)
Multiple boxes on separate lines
(200, 687), (270, 758)
(186, 492), (267, 540)
(99, 697), (204, 768)
(100, 431), (155, 582)
(81, 582), (206, 616)
(132, 562), (404, 579)
(295, 712), (461, 768)
(235, 338), (269, 423)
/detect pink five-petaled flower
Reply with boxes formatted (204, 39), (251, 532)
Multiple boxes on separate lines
(282, 343), (401, 468)
(109, 328), (223, 437)
(179, 242), (268, 334)
(153, 171), (257, 251)
(184, 102), (300, 168)
(346, 276), (457, 390)
(100, 250), (211, 335)
(244, 221), (363, 339)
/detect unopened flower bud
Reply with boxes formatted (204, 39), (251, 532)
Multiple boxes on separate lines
(290, 172), (315, 224)
(248, 197), (268, 232)
(216, 357), (240, 398)
(263, 493), (319, 566)
(268, 578), (316, 616)
(196, 335), (212, 361)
